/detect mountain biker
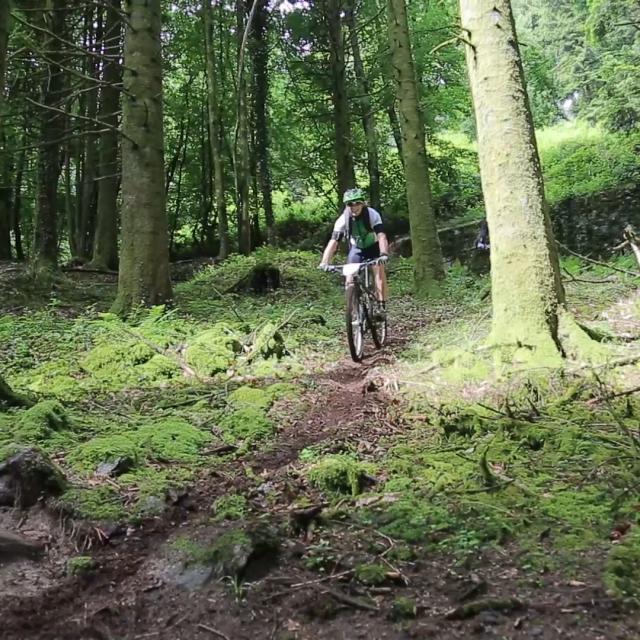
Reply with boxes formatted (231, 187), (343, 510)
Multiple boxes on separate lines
(319, 187), (389, 314)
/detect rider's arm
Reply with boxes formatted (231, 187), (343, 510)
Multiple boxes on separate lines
(377, 232), (389, 255)
(320, 238), (339, 265)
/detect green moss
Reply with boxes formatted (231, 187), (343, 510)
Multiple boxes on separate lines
(249, 322), (287, 360)
(137, 354), (182, 380)
(212, 494), (248, 521)
(67, 556), (96, 577)
(604, 528), (640, 600)
(135, 419), (210, 462)
(68, 434), (141, 473)
(354, 563), (387, 585)
(308, 454), (373, 497)
(227, 386), (271, 410)
(431, 347), (491, 383)
(81, 341), (155, 384)
(21, 361), (82, 401)
(390, 596), (417, 620)
(185, 324), (242, 377)
(59, 486), (126, 521)
(15, 400), (69, 442)
(218, 408), (275, 444)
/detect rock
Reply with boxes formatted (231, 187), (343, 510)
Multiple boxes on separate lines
(0, 448), (67, 508)
(96, 456), (135, 477)
(0, 529), (45, 561)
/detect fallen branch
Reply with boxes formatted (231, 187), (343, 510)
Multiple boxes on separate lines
(196, 624), (231, 640)
(445, 596), (525, 619)
(322, 586), (379, 612)
(556, 241), (640, 278)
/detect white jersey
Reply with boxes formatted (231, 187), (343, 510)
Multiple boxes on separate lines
(332, 207), (384, 247)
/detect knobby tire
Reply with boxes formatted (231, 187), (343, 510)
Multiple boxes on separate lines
(346, 284), (364, 362)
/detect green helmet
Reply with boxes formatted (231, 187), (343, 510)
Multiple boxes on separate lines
(342, 188), (366, 204)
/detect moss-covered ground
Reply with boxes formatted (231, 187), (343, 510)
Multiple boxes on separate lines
(2, 248), (640, 635)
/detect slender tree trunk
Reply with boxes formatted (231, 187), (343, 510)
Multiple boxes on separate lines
(460, 0), (597, 363)
(32, 0), (67, 276)
(77, 7), (102, 259)
(388, 104), (404, 167)
(12, 145), (26, 261)
(252, 0), (275, 244)
(203, 0), (229, 259)
(324, 0), (356, 201)
(91, 0), (122, 271)
(112, 0), (172, 315)
(346, 1), (381, 209)
(234, 0), (253, 256)
(0, 0), (11, 259)
(387, 0), (444, 296)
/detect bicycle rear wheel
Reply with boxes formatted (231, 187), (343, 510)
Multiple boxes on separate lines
(346, 285), (365, 362)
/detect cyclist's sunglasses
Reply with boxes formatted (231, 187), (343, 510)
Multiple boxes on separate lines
(346, 200), (364, 206)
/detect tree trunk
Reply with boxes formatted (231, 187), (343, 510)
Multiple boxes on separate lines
(91, 0), (122, 271)
(0, 0), (11, 260)
(111, 0), (172, 315)
(387, 0), (444, 296)
(12, 144), (26, 261)
(234, 0), (253, 256)
(76, 7), (102, 260)
(31, 0), (67, 277)
(460, 0), (597, 363)
(387, 104), (404, 167)
(324, 0), (356, 202)
(252, 0), (275, 244)
(203, 0), (229, 260)
(346, 1), (381, 210)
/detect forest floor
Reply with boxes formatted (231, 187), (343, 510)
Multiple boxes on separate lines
(1, 251), (640, 640)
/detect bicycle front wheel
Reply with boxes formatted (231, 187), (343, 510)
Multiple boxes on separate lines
(346, 285), (365, 362)
(370, 300), (387, 349)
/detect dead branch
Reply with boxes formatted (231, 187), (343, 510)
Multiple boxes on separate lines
(556, 241), (640, 278)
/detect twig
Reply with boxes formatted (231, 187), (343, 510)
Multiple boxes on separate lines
(196, 624), (231, 640)
(322, 586), (379, 612)
(556, 241), (640, 278)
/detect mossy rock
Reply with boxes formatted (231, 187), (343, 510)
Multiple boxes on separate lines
(218, 408), (275, 444)
(185, 324), (242, 376)
(67, 555), (97, 577)
(227, 386), (271, 410)
(81, 341), (155, 383)
(15, 400), (69, 442)
(135, 419), (210, 463)
(68, 434), (141, 473)
(308, 454), (374, 497)
(604, 528), (640, 600)
(58, 485), (126, 521)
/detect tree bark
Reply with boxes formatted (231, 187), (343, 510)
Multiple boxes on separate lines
(387, 0), (444, 296)
(11, 144), (26, 261)
(31, 0), (67, 276)
(252, 0), (275, 244)
(346, 1), (381, 210)
(460, 0), (596, 363)
(203, 0), (229, 259)
(91, 0), (122, 271)
(0, 0), (11, 260)
(111, 0), (172, 315)
(0, 375), (33, 408)
(324, 0), (356, 202)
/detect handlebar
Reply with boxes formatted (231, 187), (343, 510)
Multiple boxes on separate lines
(323, 257), (387, 274)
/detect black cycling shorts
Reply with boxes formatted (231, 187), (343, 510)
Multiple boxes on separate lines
(347, 242), (380, 264)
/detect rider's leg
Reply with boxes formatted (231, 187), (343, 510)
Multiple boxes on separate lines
(345, 245), (363, 287)
(373, 264), (387, 302)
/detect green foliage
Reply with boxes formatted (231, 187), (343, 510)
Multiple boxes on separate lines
(604, 528), (640, 600)
(134, 419), (210, 463)
(185, 324), (243, 377)
(14, 400), (69, 441)
(68, 435), (141, 473)
(212, 494), (248, 521)
(66, 556), (97, 577)
(390, 596), (418, 621)
(59, 486), (126, 521)
(308, 454), (373, 497)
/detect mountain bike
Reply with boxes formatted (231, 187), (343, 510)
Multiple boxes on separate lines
(325, 258), (387, 362)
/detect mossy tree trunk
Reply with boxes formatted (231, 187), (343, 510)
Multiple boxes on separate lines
(346, 0), (381, 210)
(460, 0), (597, 363)
(0, 0), (11, 260)
(387, 0), (445, 297)
(31, 0), (67, 277)
(323, 0), (356, 201)
(203, 0), (230, 260)
(90, 0), (122, 271)
(112, 0), (172, 315)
